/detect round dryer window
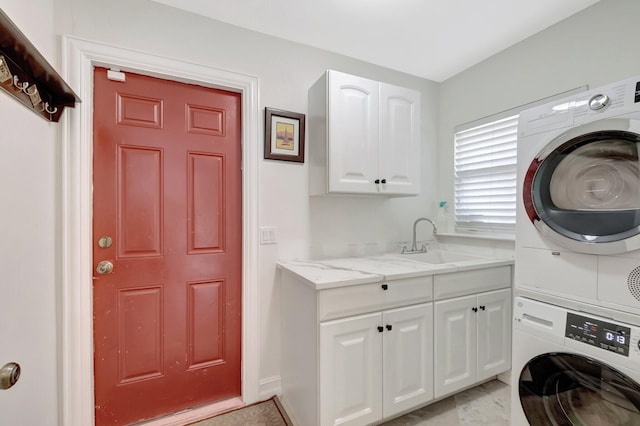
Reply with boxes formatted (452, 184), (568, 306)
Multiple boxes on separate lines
(519, 352), (640, 425)
(524, 119), (640, 254)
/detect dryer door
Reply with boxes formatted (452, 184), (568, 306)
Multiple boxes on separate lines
(524, 118), (640, 254)
(519, 352), (640, 425)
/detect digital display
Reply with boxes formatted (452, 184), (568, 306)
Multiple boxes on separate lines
(565, 312), (631, 357)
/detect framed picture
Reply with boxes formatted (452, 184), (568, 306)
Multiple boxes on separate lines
(264, 107), (306, 163)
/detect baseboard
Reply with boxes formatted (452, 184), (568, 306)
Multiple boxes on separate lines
(258, 375), (282, 400)
(275, 395), (298, 426)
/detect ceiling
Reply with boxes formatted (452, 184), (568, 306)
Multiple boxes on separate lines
(151, 0), (599, 82)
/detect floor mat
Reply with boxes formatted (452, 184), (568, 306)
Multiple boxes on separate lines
(188, 396), (294, 426)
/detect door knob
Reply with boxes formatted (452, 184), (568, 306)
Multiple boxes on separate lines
(96, 260), (114, 275)
(0, 362), (20, 390)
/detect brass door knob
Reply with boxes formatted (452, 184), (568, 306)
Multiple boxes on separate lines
(0, 362), (20, 390)
(96, 260), (114, 275)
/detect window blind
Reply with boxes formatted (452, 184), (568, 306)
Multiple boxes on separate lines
(452, 86), (587, 235)
(454, 114), (518, 232)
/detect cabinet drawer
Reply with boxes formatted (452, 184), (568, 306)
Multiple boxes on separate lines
(318, 276), (433, 321)
(434, 266), (511, 301)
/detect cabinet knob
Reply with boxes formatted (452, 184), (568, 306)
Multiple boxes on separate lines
(386, 324), (392, 331)
(380, 179), (386, 184)
(381, 284), (388, 290)
(374, 179), (381, 184)
(472, 307), (478, 313)
(480, 305), (486, 311)
(377, 326), (384, 333)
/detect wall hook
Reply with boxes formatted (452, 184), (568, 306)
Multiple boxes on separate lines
(43, 102), (57, 115)
(12, 75), (29, 92)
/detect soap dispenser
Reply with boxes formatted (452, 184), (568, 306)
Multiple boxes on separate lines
(437, 201), (449, 233)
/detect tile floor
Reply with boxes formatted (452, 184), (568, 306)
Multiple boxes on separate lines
(379, 380), (510, 425)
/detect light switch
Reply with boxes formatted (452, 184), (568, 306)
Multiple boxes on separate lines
(260, 226), (277, 245)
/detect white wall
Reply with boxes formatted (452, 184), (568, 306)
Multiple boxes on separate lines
(0, 1), (59, 425)
(437, 0), (640, 228)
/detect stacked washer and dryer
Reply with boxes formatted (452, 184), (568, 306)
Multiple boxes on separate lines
(513, 76), (640, 425)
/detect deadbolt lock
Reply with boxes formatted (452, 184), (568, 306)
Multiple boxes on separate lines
(96, 260), (114, 275)
(98, 236), (113, 248)
(0, 362), (21, 390)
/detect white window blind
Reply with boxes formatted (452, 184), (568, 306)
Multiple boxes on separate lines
(452, 86), (587, 235)
(454, 115), (518, 232)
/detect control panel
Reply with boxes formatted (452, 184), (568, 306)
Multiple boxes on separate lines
(518, 76), (640, 138)
(514, 296), (640, 366)
(565, 312), (631, 356)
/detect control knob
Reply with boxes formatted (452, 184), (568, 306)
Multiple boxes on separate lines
(588, 94), (610, 111)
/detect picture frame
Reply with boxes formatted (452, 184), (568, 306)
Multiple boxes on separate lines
(264, 107), (306, 163)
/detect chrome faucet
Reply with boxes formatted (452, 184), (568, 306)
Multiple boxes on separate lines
(402, 217), (437, 254)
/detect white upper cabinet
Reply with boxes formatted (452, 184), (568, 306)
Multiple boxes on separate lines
(309, 70), (421, 196)
(327, 72), (379, 193)
(379, 83), (421, 194)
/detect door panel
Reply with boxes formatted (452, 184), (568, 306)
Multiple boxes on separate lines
(93, 67), (242, 425)
(477, 289), (512, 381)
(379, 83), (420, 194)
(188, 153), (224, 252)
(328, 71), (379, 193)
(118, 286), (163, 382)
(383, 303), (433, 417)
(188, 280), (224, 367)
(320, 313), (383, 426)
(434, 295), (476, 398)
(118, 146), (163, 256)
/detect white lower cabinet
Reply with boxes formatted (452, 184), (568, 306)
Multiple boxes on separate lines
(319, 303), (434, 426)
(280, 265), (512, 426)
(320, 313), (383, 426)
(383, 304), (434, 417)
(434, 288), (511, 398)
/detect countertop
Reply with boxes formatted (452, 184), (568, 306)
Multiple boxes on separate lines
(277, 252), (514, 290)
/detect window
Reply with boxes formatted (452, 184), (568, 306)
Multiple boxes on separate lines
(454, 115), (518, 233)
(453, 86), (587, 235)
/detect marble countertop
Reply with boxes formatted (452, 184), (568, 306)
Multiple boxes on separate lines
(277, 252), (514, 290)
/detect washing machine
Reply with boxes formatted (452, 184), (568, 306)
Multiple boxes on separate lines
(512, 296), (640, 425)
(516, 76), (640, 315)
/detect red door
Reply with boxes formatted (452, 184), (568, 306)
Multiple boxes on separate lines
(92, 67), (242, 425)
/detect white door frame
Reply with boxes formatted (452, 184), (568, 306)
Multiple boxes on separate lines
(60, 36), (260, 426)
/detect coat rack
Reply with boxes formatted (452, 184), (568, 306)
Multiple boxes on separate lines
(0, 8), (80, 122)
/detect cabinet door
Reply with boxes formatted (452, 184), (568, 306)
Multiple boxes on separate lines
(379, 83), (420, 195)
(382, 303), (433, 417)
(434, 295), (477, 398)
(476, 288), (512, 381)
(320, 312), (383, 426)
(327, 70), (379, 194)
